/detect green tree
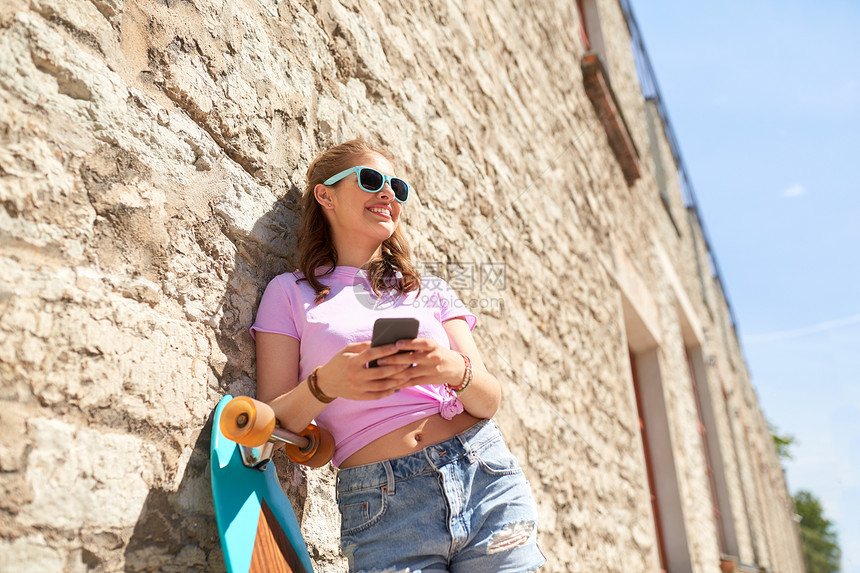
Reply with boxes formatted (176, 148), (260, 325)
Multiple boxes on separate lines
(768, 420), (796, 461)
(794, 490), (841, 573)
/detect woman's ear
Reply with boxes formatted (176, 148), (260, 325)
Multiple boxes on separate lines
(314, 183), (334, 209)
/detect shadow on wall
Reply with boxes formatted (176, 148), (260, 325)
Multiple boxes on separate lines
(123, 425), (222, 572)
(122, 421), (309, 573)
(122, 182), (311, 571)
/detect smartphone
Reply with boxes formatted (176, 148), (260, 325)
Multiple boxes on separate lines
(369, 317), (419, 367)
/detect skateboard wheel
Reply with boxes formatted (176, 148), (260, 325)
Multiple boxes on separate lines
(220, 396), (276, 447)
(284, 425), (335, 468)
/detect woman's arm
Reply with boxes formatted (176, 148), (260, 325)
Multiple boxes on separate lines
(442, 318), (502, 419)
(255, 332), (328, 433)
(378, 318), (502, 420)
(255, 331), (416, 433)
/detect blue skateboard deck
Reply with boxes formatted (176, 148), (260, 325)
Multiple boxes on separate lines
(210, 395), (314, 573)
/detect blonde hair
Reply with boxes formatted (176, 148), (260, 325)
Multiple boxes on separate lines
(297, 139), (421, 303)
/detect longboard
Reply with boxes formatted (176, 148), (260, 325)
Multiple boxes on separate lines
(210, 395), (330, 573)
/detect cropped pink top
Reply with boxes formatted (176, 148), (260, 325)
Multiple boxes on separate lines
(250, 266), (477, 467)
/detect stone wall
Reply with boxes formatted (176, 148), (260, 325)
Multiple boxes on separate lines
(0, 0), (803, 572)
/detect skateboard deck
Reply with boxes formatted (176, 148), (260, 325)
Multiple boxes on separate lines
(210, 395), (314, 573)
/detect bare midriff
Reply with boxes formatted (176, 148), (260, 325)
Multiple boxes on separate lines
(339, 411), (483, 469)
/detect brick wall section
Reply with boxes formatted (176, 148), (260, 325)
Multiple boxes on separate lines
(0, 1), (804, 572)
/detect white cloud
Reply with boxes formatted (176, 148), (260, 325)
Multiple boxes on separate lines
(781, 183), (806, 198)
(838, 79), (857, 97)
(744, 311), (860, 343)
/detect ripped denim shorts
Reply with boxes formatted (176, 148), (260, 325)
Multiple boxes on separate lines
(335, 419), (545, 573)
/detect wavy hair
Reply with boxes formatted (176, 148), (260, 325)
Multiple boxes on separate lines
(297, 139), (421, 303)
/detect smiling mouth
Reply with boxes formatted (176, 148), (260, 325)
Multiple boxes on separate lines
(367, 207), (391, 217)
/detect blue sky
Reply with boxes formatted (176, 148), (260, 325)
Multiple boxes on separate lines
(632, 1), (860, 570)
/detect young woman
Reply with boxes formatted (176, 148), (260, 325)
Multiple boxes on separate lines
(250, 139), (544, 572)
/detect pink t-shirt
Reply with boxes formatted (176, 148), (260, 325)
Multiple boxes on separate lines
(250, 266), (477, 467)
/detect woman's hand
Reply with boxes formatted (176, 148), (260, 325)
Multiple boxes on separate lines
(315, 341), (416, 401)
(374, 338), (465, 389)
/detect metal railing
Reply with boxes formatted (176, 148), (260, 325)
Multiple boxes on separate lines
(619, 0), (741, 333)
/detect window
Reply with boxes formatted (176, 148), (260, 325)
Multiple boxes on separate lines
(576, 0), (591, 50)
(630, 349), (670, 572)
(578, 0), (641, 185)
(627, 347), (694, 573)
(618, 265), (693, 572)
(577, 0), (607, 66)
(644, 99), (681, 235)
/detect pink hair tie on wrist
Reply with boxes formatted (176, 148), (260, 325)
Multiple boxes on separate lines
(440, 397), (464, 420)
(447, 353), (472, 395)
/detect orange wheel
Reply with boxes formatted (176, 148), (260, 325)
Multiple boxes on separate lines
(220, 396), (276, 447)
(284, 425), (335, 468)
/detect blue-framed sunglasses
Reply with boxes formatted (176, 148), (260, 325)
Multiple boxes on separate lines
(323, 166), (411, 203)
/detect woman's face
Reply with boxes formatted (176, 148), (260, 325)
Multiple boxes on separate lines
(322, 152), (403, 244)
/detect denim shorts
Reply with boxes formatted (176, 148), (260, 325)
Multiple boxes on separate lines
(335, 419), (545, 573)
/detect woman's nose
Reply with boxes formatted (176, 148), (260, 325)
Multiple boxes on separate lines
(376, 184), (394, 201)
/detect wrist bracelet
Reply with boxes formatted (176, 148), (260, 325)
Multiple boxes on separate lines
(307, 366), (335, 404)
(447, 353), (473, 394)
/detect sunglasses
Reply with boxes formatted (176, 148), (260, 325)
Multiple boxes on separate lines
(323, 166), (411, 203)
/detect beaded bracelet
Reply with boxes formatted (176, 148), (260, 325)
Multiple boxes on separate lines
(307, 366), (335, 404)
(447, 352), (473, 395)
